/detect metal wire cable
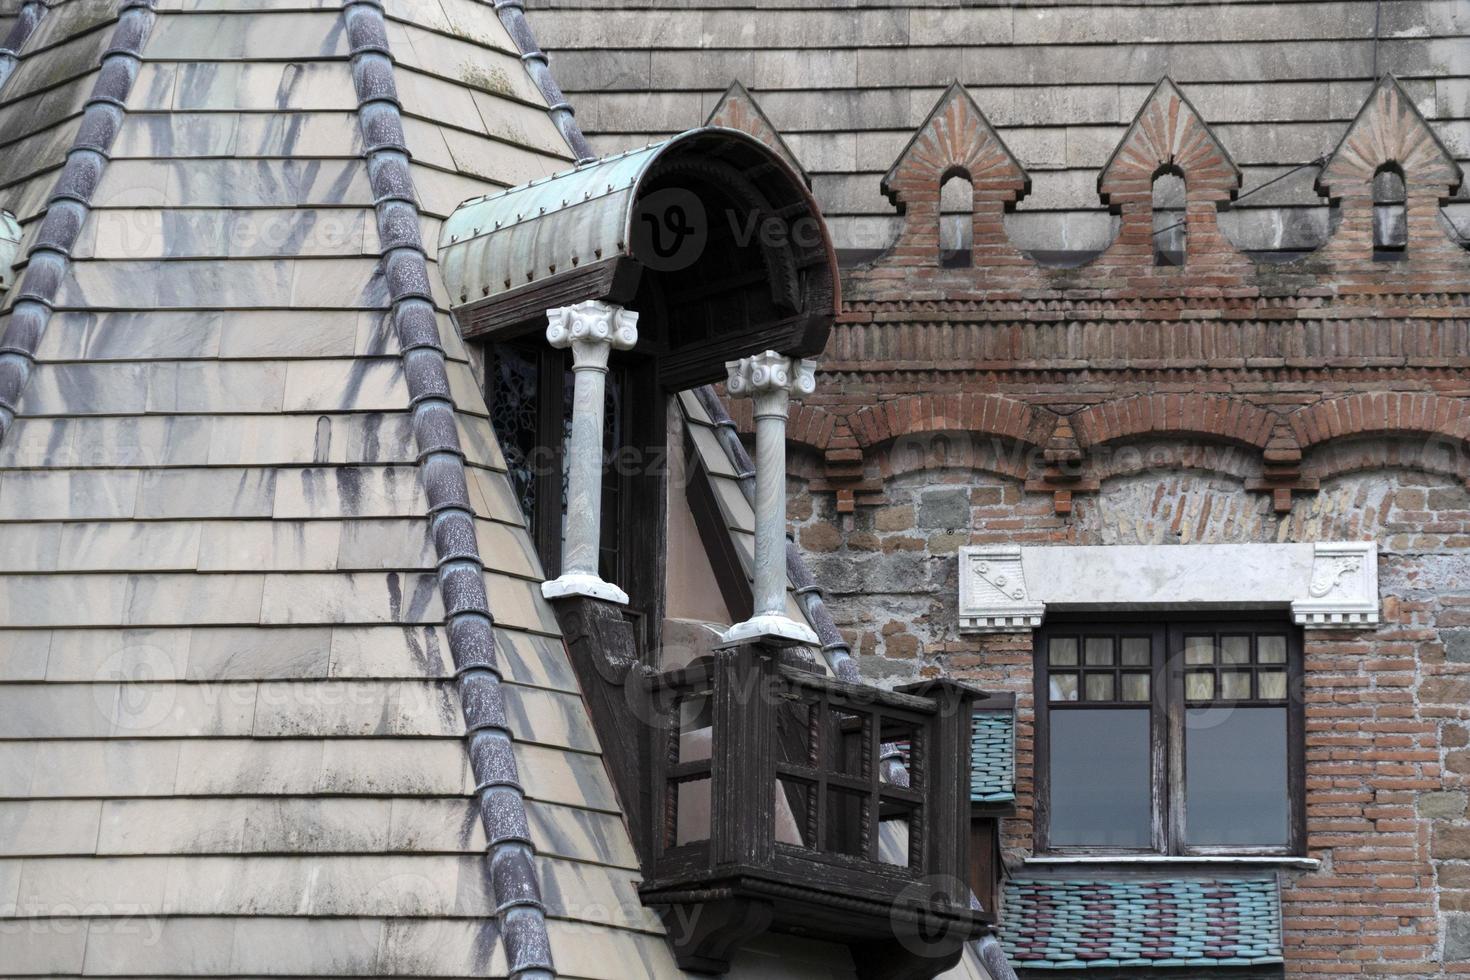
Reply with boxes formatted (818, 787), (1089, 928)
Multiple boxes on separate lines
(1151, 154), (1329, 238)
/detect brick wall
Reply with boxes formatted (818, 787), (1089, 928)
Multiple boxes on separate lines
(739, 73), (1470, 978)
(787, 463), (1470, 978)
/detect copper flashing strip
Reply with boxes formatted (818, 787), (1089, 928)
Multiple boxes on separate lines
(0, 0), (47, 90)
(340, 1), (555, 976)
(0, 0), (156, 448)
(489, 0), (594, 163)
(693, 385), (861, 683)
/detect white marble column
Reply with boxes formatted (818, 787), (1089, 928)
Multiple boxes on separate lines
(720, 350), (820, 647)
(540, 300), (638, 604)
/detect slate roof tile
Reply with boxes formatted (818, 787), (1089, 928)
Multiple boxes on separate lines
(971, 709), (1017, 803)
(1003, 877), (1285, 971)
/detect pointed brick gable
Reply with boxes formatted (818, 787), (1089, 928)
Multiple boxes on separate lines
(1317, 76), (1466, 264)
(1095, 77), (1247, 274)
(706, 80), (805, 183)
(1320, 77), (1462, 197)
(879, 82), (1029, 268)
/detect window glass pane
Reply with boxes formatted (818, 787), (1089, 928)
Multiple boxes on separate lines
(824, 787), (869, 856)
(677, 696), (712, 763)
(1122, 673), (1151, 702)
(1049, 638), (1079, 666)
(1221, 671), (1252, 701)
(1085, 637), (1114, 666)
(1049, 709), (1152, 848)
(1185, 671), (1215, 701)
(1258, 635), (1287, 664)
(1085, 674), (1115, 702)
(1121, 637), (1151, 666)
(1259, 671), (1289, 701)
(1221, 636), (1251, 664)
(1186, 707), (1289, 847)
(1184, 636), (1215, 664)
(675, 778), (711, 845)
(1049, 673), (1079, 702)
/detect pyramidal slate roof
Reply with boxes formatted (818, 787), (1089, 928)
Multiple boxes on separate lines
(0, 0), (698, 974)
(0, 2), (1007, 977)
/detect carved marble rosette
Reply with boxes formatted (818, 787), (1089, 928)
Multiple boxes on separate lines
(1290, 541), (1380, 627)
(541, 300), (639, 604)
(720, 350), (820, 647)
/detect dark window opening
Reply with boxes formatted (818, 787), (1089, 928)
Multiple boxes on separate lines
(484, 340), (667, 647)
(1374, 163), (1407, 257)
(1036, 619), (1303, 856)
(1152, 169), (1187, 267)
(940, 167), (973, 268)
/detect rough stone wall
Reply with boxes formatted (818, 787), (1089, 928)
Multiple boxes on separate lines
(789, 458), (1470, 978)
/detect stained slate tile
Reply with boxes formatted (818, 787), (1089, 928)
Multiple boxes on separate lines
(25, 739), (183, 798)
(134, 468), (277, 518)
(145, 11), (350, 60)
(187, 626), (332, 680)
(0, 800), (103, 856)
(44, 628), (193, 683)
(0, 631), (53, 681)
(57, 520), (203, 571)
(34, 311), (223, 361)
(170, 61), (357, 112)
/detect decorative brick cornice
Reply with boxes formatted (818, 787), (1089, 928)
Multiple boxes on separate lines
(880, 82), (1030, 269)
(1319, 76), (1462, 199)
(1093, 77), (1249, 276)
(842, 77), (1468, 305)
(1316, 76), (1466, 267)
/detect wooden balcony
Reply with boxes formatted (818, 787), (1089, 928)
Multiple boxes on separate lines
(638, 643), (988, 979)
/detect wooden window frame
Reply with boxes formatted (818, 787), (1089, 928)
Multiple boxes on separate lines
(483, 340), (668, 654)
(1034, 616), (1305, 858)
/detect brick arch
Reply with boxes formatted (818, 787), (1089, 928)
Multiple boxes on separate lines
(849, 393), (1055, 450)
(725, 397), (837, 453)
(1305, 437), (1470, 487)
(1287, 393), (1470, 449)
(1071, 395), (1277, 450)
(880, 432), (1034, 483)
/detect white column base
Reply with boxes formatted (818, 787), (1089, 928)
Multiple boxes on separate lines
(541, 573), (629, 605)
(717, 614), (819, 649)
